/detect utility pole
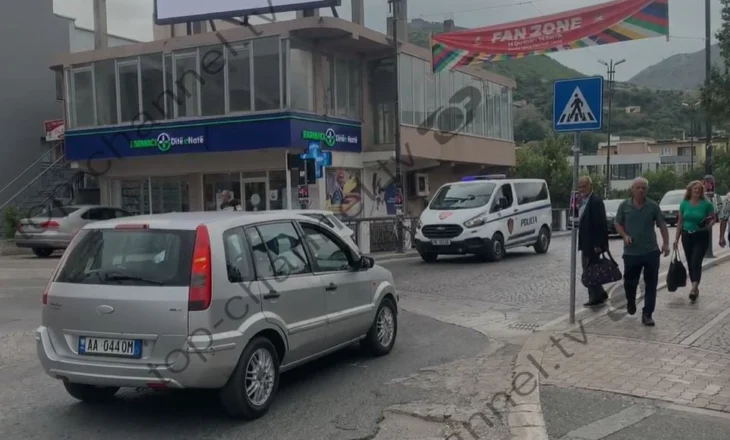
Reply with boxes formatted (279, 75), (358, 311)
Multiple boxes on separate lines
(598, 59), (625, 197)
(682, 101), (701, 171)
(705, 0), (715, 258)
(388, 0), (405, 253)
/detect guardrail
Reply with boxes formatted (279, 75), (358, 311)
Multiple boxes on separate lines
(342, 211), (573, 254)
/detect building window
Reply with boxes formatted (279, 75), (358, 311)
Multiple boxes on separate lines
(368, 57), (395, 145)
(94, 60), (117, 126)
(399, 54), (414, 125)
(228, 42), (252, 113)
(289, 40), (314, 111)
(174, 51), (200, 118)
(348, 60), (361, 119)
(336, 58), (349, 117)
(323, 54), (361, 120)
(70, 67), (95, 128)
(611, 164), (642, 180)
(140, 53), (165, 122)
(200, 44), (226, 116)
(163, 54), (174, 119)
(117, 58), (140, 123)
(252, 36), (281, 111)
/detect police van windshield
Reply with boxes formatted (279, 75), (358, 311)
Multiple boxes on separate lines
(429, 183), (496, 210)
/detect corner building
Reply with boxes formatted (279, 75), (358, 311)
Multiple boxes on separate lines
(53, 16), (515, 221)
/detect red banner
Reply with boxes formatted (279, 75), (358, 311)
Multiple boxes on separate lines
(431, 0), (668, 72)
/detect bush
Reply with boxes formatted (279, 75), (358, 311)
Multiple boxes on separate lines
(2, 207), (20, 239)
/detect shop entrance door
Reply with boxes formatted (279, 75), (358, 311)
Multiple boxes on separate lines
(242, 178), (268, 211)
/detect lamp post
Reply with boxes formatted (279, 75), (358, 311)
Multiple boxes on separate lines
(388, 0), (404, 253)
(598, 58), (625, 197)
(682, 101), (701, 171)
(704, 0), (714, 258)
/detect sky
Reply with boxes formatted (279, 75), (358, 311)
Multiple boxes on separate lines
(53, 0), (725, 81)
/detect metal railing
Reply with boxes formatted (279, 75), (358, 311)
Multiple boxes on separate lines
(0, 146), (61, 204)
(343, 216), (419, 253)
(0, 154), (67, 212)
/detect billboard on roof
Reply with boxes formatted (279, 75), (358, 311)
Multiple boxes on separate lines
(154, 0), (341, 25)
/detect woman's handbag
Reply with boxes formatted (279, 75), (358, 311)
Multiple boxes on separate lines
(581, 250), (623, 287)
(667, 250), (687, 292)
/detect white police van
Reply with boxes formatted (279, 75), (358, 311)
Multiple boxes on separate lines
(414, 176), (553, 263)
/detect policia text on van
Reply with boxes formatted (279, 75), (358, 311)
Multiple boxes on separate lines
(414, 177), (553, 263)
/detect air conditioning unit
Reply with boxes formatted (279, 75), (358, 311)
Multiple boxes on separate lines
(414, 173), (429, 197)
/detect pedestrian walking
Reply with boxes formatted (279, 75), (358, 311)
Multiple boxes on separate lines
(576, 176), (609, 307)
(614, 177), (670, 326)
(718, 185), (730, 248)
(219, 190), (242, 211)
(674, 180), (716, 302)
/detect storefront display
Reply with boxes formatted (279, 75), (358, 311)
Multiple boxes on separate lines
(325, 168), (362, 219)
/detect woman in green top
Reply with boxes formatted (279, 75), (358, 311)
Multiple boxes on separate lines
(673, 180), (716, 302)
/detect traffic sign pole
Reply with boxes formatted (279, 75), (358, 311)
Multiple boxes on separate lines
(553, 76), (604, 324)
(569, 132), (581, 324)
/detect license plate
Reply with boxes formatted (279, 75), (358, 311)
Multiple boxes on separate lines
(432, 239), (451, 246)
(78, 337), (142, 358)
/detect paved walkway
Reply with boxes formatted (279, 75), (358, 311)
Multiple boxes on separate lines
(541, 263), (730, 415)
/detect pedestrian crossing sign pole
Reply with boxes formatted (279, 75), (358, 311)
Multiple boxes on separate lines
(553, 76), (604, 324)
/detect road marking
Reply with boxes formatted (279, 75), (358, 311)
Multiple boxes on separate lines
(559, 405), (656, 440)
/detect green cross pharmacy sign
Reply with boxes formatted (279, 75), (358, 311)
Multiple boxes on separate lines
(301, 128), (358, 147)
(130, 133), (205, 152)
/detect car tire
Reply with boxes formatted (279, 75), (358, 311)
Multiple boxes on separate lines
(534, 226), (551, 254)
(482, 233), (505, 262)
(220, 336), (280, 420)
(362, 297), (398, 356)
(63, 382), (119, 403)
(419, 252), (438, 263)
(32, 248), (53, 258)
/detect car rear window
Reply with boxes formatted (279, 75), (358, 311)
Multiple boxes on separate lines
(55, 229), (195, 286)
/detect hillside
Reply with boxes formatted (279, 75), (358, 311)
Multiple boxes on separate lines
(628, 44), (723, 90)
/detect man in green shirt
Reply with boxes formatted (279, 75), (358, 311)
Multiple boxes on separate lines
(615, 177), (670, 326)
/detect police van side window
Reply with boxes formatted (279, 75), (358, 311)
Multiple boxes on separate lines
(490, 184), (514, 213)
(514, 182), (549, 205)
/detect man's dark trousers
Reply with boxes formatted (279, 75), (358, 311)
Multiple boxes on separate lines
(623, 250), (661, 318)
(581, 251), (608, 302)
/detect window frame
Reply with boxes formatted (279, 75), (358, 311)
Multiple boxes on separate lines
(243, 220), (313, 281)
(514, 182), (549, 205)
(490, 183), (515, 213)
(223, 226), (256, 283)
(294, 220), (356, 273)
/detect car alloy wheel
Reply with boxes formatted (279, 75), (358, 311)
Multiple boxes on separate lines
(245, 348), (276, 407)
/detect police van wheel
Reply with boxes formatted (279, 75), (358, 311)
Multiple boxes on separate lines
(534, 227), (551, 254)
(420, 252), (438, 263)
(483, 233), (505, 262)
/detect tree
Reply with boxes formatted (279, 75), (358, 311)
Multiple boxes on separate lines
(641, 168), (680, 202)
(514, 118), (546, 144)
(511, 135), (572, 207)
(702, 0), (730, 125)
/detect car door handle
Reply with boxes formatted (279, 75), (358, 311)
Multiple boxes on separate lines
(263, 290), (280, 300)
(513, 208), (518, 213)
(325, 283), (338, 292)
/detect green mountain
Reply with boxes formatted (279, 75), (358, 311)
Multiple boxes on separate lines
(628, 44), (722, 90)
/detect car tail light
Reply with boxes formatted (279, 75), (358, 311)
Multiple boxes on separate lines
(40, 221), (59, 229)
(189, 225), (212, 311)
(115, 224), (149, 229)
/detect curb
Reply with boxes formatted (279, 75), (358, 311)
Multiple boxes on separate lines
(506, 250), (730, 440)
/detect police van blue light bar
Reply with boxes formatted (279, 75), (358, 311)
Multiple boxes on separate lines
(461, 174), (506, 181)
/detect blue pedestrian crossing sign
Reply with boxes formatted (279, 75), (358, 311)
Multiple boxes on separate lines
(553, 76), (604, 132)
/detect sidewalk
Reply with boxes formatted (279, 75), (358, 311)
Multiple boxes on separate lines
(541, 262), (730, 414)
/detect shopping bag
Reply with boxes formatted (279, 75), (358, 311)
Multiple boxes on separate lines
(667, 251), (687, 292)
(581, 250), (623, 287)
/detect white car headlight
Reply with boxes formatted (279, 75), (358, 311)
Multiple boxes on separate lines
(464, 213), (487, 228)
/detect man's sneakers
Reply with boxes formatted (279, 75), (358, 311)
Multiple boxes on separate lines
(642, 315), (655, 326)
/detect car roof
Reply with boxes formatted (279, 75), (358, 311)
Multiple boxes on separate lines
(83, 211), (321, 231)
(445, 178), (546, 186)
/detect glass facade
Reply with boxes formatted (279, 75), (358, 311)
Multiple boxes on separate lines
(65, 36), (317, 128)
(398, 53), (514, 142)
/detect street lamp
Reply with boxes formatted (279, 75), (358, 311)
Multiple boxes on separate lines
(598, 58), (626, 197)
(682, 101), (701, 171)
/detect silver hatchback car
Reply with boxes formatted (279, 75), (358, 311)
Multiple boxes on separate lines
(37, 211), (399, 419)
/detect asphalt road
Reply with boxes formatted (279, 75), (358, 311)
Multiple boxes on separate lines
(0, 256), (493, 440)
(383, 225), (728, 338)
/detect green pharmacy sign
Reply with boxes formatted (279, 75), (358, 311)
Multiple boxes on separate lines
(130, 133), (205, 152)
(301, 128), (359, 147)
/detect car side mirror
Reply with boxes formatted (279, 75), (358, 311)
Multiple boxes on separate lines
(355, 255), (375, 271)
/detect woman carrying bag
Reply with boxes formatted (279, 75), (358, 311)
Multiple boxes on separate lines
(673, 180), (716, 302)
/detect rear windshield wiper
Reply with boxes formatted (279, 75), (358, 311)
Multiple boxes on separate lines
(104, 274), (164, 285)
